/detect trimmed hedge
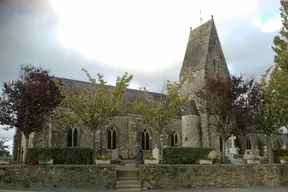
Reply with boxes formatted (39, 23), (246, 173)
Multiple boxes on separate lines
(273, 149), (288, 163)
(27, 147), (92, 164)
(163, 147), (214, 164)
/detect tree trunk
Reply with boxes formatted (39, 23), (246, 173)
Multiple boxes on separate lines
(266, 135), (274, 164)
(100, 128), (103, 155)
(221, 137), (227, 164)
(160, 134), (164, 164)
(23, 135), (29, 164)
(92, 131), (96, 164)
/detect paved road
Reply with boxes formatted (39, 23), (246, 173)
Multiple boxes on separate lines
(1, 188), (288, 192)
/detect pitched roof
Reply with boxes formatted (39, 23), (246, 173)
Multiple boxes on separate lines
(55, 77), (200, 116)
(180, 18), (214, 76)
(55, 77), (165, 102)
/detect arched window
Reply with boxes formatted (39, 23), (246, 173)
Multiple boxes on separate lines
(219, 137), (223, 152)
(171, 131), (178, 147)
(67, 127), (79, 147)
(246, 137), (251, 150)
(141, 129), (150, 150)
(107, 127), (117, 149)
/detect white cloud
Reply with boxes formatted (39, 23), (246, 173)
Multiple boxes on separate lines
(49, 0), (261, 73)
(253, 15), (281, 33)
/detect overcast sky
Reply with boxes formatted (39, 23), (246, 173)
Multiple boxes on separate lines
(0, 0), (282, 152)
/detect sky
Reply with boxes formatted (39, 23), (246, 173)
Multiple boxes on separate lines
(0, 0), (283, 153)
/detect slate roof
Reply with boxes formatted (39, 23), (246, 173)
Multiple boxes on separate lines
(180, 18), (214, 76)
(55, 77), (200, 116)
(56, 77), (165, 102)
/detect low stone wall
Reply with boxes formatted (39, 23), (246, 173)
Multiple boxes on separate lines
(140, 164), (288, 189)
(0, 165), (117, 190)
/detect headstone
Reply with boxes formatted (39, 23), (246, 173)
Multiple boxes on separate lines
(254, 146), (260, 156)
(152, 144), (159, 160)
(111, 148), (119, 160)
(243, 149), (253, 159)
(122, 150), (129, 159)
(264, 145), (268, 156)
(281, 144), (287, 150)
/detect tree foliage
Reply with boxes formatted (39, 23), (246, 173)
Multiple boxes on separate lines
(52, 68), (133, 158)
(133, 73), (188, 136)
(0, 64), (63, 163)
(196, 75), (254, 140)
(0, 138), (9, 157)
(272, 0), (288, 68)
(0, 64), (63, 136)
(132, 71), (189, 162)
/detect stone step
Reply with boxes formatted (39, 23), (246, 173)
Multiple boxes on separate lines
(117, 184), (142, 190)
(117, 180), (141, 185)
(117, 189), (141, 192)
(118, 177), (140, 181)
(117, 169), (140, 178)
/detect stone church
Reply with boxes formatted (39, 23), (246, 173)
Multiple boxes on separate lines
(12, 17), (287, 162)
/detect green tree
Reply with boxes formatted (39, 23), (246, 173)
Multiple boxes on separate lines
(259, 0), (288, 163)
(132, 72), (188, 164)
(196, 75), (254, 163)
(0, 64), (63, 163)
(52, 68), (133, 161)
(272, 0), (288, 68)
(249, 69), (287, 164)
(0, 138), (9, 157)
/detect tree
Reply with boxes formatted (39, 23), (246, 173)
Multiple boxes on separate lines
(257, 0), (288, 164)
(52, 68), (133, 161)
(272, 0), (288, 68)
(196, 75), (254, 163)
(0, 64), (63, 163)
(254, 65), (288, 164)
(132, 72), (189, 164)
(0, 138), (9, 157)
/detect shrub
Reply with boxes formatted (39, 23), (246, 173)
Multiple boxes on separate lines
(273, 150), (288, 163)
(279, 156), (288, 161)
(207, 150), (217, 160)
(96, 155), (110, 160)
(163, 147), (214, 164)
(27, 147), (92, 164)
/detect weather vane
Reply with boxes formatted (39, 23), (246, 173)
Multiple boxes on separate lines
(200, 10), (203, 25)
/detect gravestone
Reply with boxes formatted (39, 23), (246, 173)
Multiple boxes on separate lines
(111, 148), (119, 160)
(229, 135), (239, 154)
(254, 146), (260, 156)
(264, 145), (268, 156)
(281, 144), (287, 150)
(243, 149), (253, 159)
(152, 144), (159, 160)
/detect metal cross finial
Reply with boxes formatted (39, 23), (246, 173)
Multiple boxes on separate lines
(200, 10), (203, 24)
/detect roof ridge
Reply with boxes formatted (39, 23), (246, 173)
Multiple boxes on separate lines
(54, 76), (166, 96)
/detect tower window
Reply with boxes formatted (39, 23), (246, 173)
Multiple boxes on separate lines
(214, 39), (217, 45)
(213, 59), (216, 72)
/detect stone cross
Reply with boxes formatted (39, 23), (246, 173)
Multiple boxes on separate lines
(282, 144), (287, 150)
(229, 135), (236, 148)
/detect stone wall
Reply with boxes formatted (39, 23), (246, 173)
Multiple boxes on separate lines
(140, 164), (288, 189)
(0, 165), (117, 190)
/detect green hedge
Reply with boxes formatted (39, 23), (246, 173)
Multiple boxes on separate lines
(273, 150), (288, 163)
(163, 147), (214, 164)
(27, 147), (92, 164)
